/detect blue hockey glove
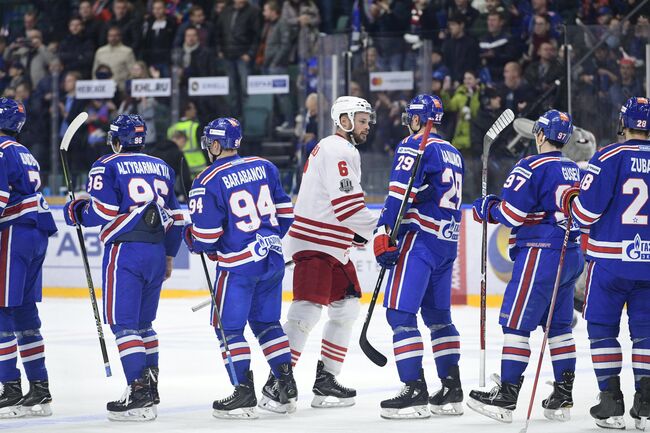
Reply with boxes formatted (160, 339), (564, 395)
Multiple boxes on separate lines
(472, 194), (500, 224)
(183, 224), (200, 254)
(373, 226), (400, 268)
(63, 199), (88, 226)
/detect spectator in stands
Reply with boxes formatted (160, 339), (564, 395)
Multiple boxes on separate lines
(141, 0), (176, 77)
(147, 130), (192, 199)
(174, 5), (214, 49)
(282, 0), (322, 64)
(93, 26), (136, 91)
(442, 14), (480, 84)
(523, 0), (561, 40)
(101, 0), (138, 49)
(58, 71), (87, 169)
(526, 14), (556, 61)
(352, 46), (380, 96)
(6, 62), (28, 90)
(78, 0), (104, 48)
(4, 29), (54, 87)
(366, 0), (410, 71)
(14, 82), (45, 163)
(119, 61), (159, 144)
(260, 1), (294, 134)
(580, 44), (618, 95)
(449, 70), (482, 155)
(609, 58), (643, 120)
(58, 17), (95, 78)
(215, 0), (261, 117)
(167, 100), (205, 175)
(524, 41), (563, 93)
(497, 61), (535, 116)
(474, 0), (507, 38)
(448, 0), (480, 32)
(85, 98), (115, 162)
(33, 58), (64, 112)
(179, 26), (214, 79)
(6, 10), (40, 44)
(479, 11), (519, 84)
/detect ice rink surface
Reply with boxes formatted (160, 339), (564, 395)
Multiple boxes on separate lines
(1, 298), (640, 432)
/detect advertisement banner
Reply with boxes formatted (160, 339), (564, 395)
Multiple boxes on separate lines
(130, 78), (172, 97)
(247, 75), (289, 94)
(188, 76), (229, 96)
(369, 71), (414, 91)
(75, 80), (116, 100)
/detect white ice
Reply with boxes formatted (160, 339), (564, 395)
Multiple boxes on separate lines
(1, 298), (638, 432)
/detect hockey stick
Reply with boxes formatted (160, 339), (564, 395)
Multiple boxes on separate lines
(59, 112), (112, 378)
(520, 214), (574, 433)
(180, 160), (239, 386)
(479, 109), (515, 386)
(359, 118), (435, 367)
(191, 260), (295, 312)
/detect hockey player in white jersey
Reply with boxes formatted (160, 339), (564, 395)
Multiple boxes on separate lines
(276, 96), (378, 409)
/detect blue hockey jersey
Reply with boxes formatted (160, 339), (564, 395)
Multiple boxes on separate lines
(377, 132), (463, 258)
(77, 152), (183, 256)
(490, 151), (581, 259)
(0, 136), (56, 235)
(571, 140), (650, 280)
(188, 155), (294, 274)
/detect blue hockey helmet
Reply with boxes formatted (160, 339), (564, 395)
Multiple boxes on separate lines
(532, 109), (573, 146)
(618, 96), (650, 135)
(107, 114), (147, 151)
(401, 94), (444, 128)
(0, 97), (26, 134)
(201, 117), (242, 151)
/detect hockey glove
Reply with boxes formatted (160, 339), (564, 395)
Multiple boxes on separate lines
(352, 233), (368, 248)
(472, 194), (500, 224)
(183, 224), (200, 254)
(560, 185), (580, 216)
(373, 226), (399, 268)
(206, 251), (219, 262)
(414, 183), (434, 204)
(63, 199), (88, 226)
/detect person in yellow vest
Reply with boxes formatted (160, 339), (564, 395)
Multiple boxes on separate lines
(167, 100), (206, 174)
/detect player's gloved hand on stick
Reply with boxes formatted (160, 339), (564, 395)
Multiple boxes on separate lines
(352, 233), (368, 248)
(63, 199), (88, 226)
(560, 185), (580, 216)
(472, 194), (500, 224)
(183, 224), (200, 254)
(373, 226), (399, 268)
(414, 183), (434, 204)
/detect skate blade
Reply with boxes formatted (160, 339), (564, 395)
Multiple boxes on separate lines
(430, 402), (464, 416)
(636, 416), (649, 431)
(311, 395), (355, 408)
(212, 407), (258, 420)
(258, 395), (296, 414)
(0, 405), (24, 419)
(107, 407), (157, 422)
(466, 398), (513, 423)
(595, 416), (626, 430)
(543, 407), (570, 422)
(18, 403), (52, 417)
(380, 405), (430, 420)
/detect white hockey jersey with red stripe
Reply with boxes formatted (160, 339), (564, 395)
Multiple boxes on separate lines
(286, 133), (377, 264)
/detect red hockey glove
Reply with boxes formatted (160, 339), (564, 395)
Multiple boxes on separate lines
(472, 194), (500, 224)
(560, 185), (580, 216)
(183, 224), (199, 254)
(373, 226), (399, 268)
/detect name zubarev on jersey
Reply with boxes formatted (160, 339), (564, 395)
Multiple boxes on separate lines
(222, 166), (267, 189)
(116, 160), (171, 180)
(630, 157), (650, 173)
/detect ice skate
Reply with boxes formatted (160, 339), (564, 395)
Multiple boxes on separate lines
(590, 376), (625, 429)
(258, 364), (297, 414)
(0, 379), (23, 419)
(212, 371), (258, 420)
(630, 377), (650, 430)
(429, 365), (463, 416)
(145, 367), (160, 405)
(107, 373), (156, 422)
(542, 370), (574, 421)
(312, 360), (356, 408)
(18, 380), (52, 417)
(380, 370), (430, 419)
(467, 374), (522, 423)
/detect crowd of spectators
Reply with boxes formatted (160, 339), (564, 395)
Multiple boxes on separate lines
(0, 0), (649, 196)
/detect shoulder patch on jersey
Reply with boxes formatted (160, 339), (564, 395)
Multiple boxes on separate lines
(89, 166), (106, 176)
(189, 187), (206, 197)
(396, 146), (418, 157)
(511, 166), (532, 179)
(339, 178), (354, 193)
(587, 163), (601, 175)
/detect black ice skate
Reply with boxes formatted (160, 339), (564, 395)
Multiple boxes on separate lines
(107, 373), (156, 422)
(590, 376), (625, 430)
(145, 367), (160, 405)
(467, 374), (522, 423)
(630, 377), (650, 430)
(380, 370), (430, 419)
(0, 379), (23, 418)
(18, 380), (52, 417)
(258, 364), (297, 414)
(212, 371), (258, 419)
(429, 365), (463, 416)
(542, 370), (574, 422)
(312, 360), (356, 408)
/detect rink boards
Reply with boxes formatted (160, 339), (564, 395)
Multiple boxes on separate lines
(43, 206), (514, 306)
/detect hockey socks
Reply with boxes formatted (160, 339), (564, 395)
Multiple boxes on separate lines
(16, 329), (46, 381)
(500, 327), (530, 384)
(0, 332), (19, 382)
(320, 299), (358, 376)
(284, 301), (323, 367)
(633, 337), (650, 390)
(387, 309), (423, 383)
(588, 323), (623, 391)
(112, 328), (146, 384)
(216, 330), (251, 386)
(139, 327), (159, 368)
(251, 322), (291, 377)
(429, 323), (461, 379)
(548, 329), (576, 383)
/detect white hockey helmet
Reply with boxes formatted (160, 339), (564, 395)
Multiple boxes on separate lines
(330, 96), (376, 132)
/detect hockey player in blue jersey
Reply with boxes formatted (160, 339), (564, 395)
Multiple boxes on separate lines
(183, 117), (297, 419)
(63, 114), (184, 421)
(563, 96), (650, 430)
(373, 94), (464, 419)
(468, 110), (584, 423)
(0, 98), (57, 418)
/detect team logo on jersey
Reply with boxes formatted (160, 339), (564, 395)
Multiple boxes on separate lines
(339, 178), (354, 193)
(623, 234), (650, 262)
(252, 234), (283, 259)
(440, 217), (460, 241)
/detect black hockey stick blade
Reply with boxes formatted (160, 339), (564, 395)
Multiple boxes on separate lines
(359, 333), (387, 367)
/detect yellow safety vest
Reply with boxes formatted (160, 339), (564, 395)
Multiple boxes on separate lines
(167, 119), (206, 174)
